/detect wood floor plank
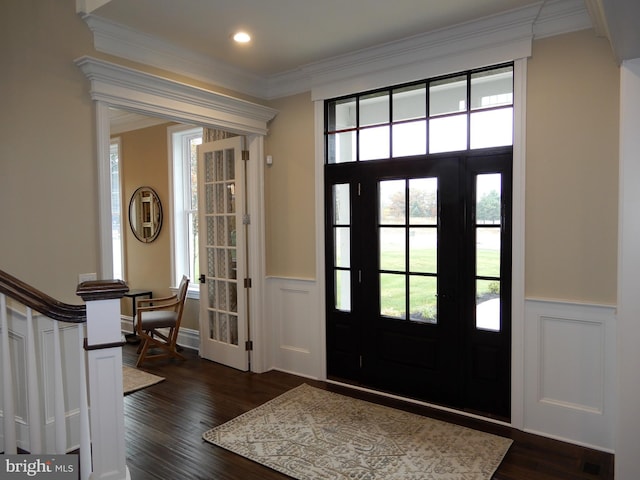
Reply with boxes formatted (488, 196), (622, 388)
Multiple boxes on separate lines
(122, 345), (613, 480)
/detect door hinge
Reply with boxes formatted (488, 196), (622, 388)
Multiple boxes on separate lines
(242, 150), (250, 161)
(242, 213), (251, 225)
(244, 278), (252, 288)
(358, 182), (361, 196)
(245, 340), (253, 351)
(359, 355), (363, 368)
(199, 274), (206, 284)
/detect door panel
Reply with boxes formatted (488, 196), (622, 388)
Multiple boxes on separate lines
(198, 136), (248, 371)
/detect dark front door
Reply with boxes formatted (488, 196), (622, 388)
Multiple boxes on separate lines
(325, 149), (512, 420)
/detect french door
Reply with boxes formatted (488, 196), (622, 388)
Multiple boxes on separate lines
(325, 149), (512, 419)
(197, 136), (249, 371)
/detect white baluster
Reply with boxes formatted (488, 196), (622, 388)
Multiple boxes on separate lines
(1, 293), (17, 454)
(26, 307), (42, 453)
(78, 323), (92, 480)
(53, 320), (67, 454)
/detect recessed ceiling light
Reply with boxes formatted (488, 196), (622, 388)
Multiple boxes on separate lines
(233, 31), (251, 43)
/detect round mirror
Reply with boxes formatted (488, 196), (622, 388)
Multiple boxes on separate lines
(129, 186), (163, 243)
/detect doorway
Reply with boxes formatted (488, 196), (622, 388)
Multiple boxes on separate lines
(78, 56), (277, 373)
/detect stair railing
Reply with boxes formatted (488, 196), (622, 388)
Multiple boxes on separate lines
(0, 269), (129, 480)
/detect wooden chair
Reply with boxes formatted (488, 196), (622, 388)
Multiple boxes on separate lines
(135, 276), (189, 367)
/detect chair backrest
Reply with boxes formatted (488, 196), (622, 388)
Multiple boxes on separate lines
(175, 275), (190, 326)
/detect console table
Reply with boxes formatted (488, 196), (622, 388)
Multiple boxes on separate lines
(123, 289), (152, 344)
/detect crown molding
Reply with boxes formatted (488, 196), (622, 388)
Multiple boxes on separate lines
(82, 0), (592, 101)
(75, 56), (278, 135)
(532, 0), (593, 39)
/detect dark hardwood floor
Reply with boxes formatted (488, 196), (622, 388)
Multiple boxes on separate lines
(122, 345), (614, 480)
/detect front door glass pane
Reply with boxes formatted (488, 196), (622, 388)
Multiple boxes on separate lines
(410, 275), (437, 323)
(379, 180), (406, 224)
(380, 273), (405, 319)
(476, 279), (500, 332)
(380, 227), (405, 271)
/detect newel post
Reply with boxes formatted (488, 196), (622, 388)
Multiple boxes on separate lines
(77, 280), (130, 480)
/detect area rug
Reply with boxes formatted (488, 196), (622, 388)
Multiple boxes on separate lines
(202, 384), (513, 480)
(122, 366), (165, 394)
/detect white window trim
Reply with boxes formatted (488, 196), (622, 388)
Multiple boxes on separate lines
(168, 124), (202, 298)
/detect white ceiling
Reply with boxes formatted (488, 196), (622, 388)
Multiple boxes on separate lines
(91, 0), (555, 77)
(87, 0), (640, 79)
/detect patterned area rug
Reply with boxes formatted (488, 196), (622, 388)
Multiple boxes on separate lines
(203, 384), (513, 480)
(122, 366), (165, 394)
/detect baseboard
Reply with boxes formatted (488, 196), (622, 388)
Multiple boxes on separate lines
(120, 316), (199, 351)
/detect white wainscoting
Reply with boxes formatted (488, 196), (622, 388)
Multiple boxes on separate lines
(265, 277), (322, 379)
(1, 309), (83, 452)
(524, 299), (616, 452)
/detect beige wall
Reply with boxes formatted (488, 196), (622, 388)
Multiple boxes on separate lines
(526, 30), (619, 304)
(264, 93), (316, 278)
(0, 0), (97, 303)
(0, 1), (620, 310)
(118, 124), (172, 302)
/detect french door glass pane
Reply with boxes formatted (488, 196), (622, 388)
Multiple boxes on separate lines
(409, 275), (437, 323)
(360, 91), (389, 127)
(380, 227), (405, 271)
(393, 84), (426, 121)
(392, 121), (426, 157)
(476, 279), (500, 331)
(429, 114), (467, 153)
(470, 108), (513, 149)
(379, 180), (406, 224)
(380, 273), (405, 319)
(471, 66), (513, 110)
(360, 126), (390, 160)
(430, 75), (467, 116)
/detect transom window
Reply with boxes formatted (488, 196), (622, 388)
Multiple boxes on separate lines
(326, 64), (513, 163)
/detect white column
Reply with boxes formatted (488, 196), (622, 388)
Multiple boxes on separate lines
(616, 58), (640, 480)
(76, 280), (130, 480)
